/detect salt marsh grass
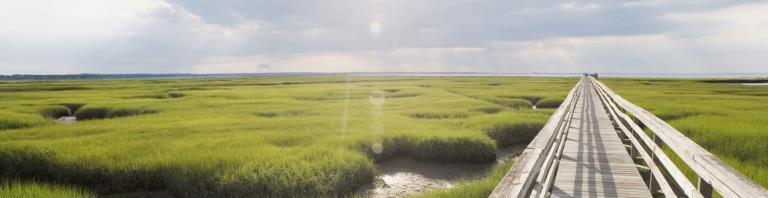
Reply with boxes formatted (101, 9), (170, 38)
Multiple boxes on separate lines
(0, 181), (94, 198)
(0, 76), (576, 197)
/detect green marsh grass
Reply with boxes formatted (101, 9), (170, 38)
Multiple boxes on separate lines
(535, 98), (563, 108)
(0, 76), (576, 196)
(39, 106), (71, 119)
(0, 181), (95, 198)
(75, 107), (158, 120)
(489, 98), (532, 109)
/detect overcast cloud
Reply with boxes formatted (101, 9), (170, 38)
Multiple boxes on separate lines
(1, 0), (766, 74)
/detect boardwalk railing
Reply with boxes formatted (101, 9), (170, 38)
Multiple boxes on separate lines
(589, 77), (768, 197)
(491, 76), (768, 198)
(489, 77), (585, 198)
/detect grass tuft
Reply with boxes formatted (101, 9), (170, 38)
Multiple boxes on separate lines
(368, 135), (497, 163)
(0, 119), (38, 130)
(535, 98), (563, 108)
(39, 106), (71, 119)
(490, 98), (532, 109)
(471, 107), (504, 114)
(382, 89), (400, 93)
(0, 181), (95, 198)
(133, 92), (186, 99)
(387, 92), (421, 98)
(254, 112), (278, 118)
(255, 110), (310, 118)
(407, 112), (470, 119)
(75, 107), (158, 120)
(485, 122), (544, 147)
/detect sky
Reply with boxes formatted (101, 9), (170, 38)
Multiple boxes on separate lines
(1, 0), (767, 74)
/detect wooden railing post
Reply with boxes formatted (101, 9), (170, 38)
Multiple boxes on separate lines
(648, 134), (665, 193)
(652, 134), (664, 147)
(699, 178), (713, 198)
(629, 144), (637, 158)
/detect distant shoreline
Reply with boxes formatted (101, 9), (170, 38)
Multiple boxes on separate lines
(1, 72), (766, 81)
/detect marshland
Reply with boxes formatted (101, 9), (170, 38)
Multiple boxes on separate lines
(5, 0), (768, 196)
(0, 76), (575, 197)
(1, 75), (767, 197)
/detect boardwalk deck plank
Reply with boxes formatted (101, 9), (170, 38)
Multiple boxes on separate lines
(550, 82), (650, 198)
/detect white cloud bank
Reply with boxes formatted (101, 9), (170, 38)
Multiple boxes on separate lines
(1, 1), (767, 74)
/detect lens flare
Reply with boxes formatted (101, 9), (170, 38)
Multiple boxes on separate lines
(370, 21), (382, 34)
(372, 142), (383, 154)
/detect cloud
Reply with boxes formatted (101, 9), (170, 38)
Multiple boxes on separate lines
(0, 0), (170, 73)
(559, 2), (602, 11)
(485, 35), (694, 73)
(1, 0), (767, 74)
(192, 48), (483, 73)
(0, 0), (168, 42)
(75, 2), (269, 71)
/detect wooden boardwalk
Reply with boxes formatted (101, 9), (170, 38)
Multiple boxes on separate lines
(549, 81), (649, 197)
(490, 76), (768, 198)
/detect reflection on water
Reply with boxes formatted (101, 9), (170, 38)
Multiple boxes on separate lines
(742, 83), (768, 86)
(356, 145), (526, 198)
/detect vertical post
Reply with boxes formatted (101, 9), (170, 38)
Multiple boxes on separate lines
(653, 134), (664, 147)
(648, 134), (664, 193)
(632, 116), (640, 126)
(699, 178), (713, 198)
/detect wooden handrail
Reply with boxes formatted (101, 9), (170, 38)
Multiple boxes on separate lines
(590, 77), (768, 197)
(489, 77), (584, 198)
(590, 78), (700, 197)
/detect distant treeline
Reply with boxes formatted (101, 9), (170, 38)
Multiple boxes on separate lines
(0, 73), (314, 81)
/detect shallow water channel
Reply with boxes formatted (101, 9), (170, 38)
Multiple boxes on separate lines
(355, 144), (526, 197)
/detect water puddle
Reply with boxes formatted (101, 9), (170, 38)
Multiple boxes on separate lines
(356, 144), (526, 197)
(742, 83), (768, 86)
(55, 116), (77, 124)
